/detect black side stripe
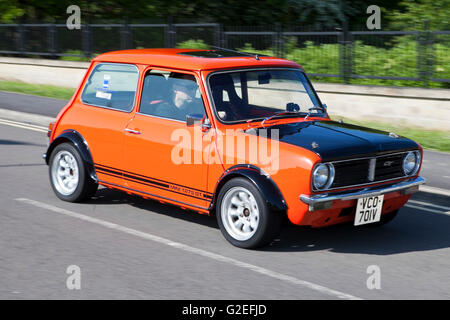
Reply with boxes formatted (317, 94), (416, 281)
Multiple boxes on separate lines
(96, 166), (169, 188)
(98, 180), (210, 211)
(95, 163), (213, 196)
(97, 169), (209, 202)
(95, 166), (213, 201)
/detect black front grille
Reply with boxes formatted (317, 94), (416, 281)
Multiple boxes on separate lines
(324, 152), (412, 190)
(374, 154), (405, 181)
(331, 159), (370, 189)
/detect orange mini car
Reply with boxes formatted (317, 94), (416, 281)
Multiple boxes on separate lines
(44, 48), (425, 248)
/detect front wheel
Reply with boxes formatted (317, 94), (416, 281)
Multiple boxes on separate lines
(216, 178), (282, 249)
(49, 143), (98, 202)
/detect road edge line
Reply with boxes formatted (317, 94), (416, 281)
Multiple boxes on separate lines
(15, 197), (363, 300)
(420, 186), (450, 197)
(0, 107), (55, 127)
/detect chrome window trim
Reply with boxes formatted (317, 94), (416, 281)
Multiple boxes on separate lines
(204, 67), (326, 125)
(137, 69), (209, 124)
(311, 150), (421, 192)
(81, 62), (139, 114)
(135, 112), (186, 123)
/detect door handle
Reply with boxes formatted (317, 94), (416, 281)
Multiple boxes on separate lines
(124, 128), (141, 134)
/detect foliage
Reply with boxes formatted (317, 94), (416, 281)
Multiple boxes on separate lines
(386, 0), (450, 31)
(237, 43), (274, 56)
(176, 39), (210, 49)
(0, 0), (24, 22)
(286, 0), (345, 29)
(237, 36), (450, 88)
(0, 0), (409, 30)
(60, 50), (92, 62)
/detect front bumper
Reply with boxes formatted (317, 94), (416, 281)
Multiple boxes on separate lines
(300, 176), (425, 211)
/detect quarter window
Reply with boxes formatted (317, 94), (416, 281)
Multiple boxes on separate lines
(81, 63), (139, 111)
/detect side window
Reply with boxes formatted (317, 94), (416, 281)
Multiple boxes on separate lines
(139, 71), (206, 122)
(81, 63), (139, 112)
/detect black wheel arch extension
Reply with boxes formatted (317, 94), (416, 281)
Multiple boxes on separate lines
(45, 130), (97, 182)
(209, 164), (288, 213)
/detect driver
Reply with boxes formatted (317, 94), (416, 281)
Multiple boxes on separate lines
(154, 73), (205, 121)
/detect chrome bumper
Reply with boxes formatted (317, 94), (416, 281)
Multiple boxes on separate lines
(300, 176), (425, 211)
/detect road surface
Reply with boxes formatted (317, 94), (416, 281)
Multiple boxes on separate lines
(0, 91), (449, 300)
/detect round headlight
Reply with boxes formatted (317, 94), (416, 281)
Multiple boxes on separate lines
(403, 151), (420, 175)
(313, 163), (335, 190)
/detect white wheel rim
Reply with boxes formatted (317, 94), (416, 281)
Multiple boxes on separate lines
(221, 186), (260, 241)
(51, 150), (79, 196)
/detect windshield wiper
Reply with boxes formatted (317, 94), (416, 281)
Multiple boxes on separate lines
(261, 111), (302, 127)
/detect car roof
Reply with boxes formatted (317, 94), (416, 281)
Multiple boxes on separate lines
(93, 48), (301, 71)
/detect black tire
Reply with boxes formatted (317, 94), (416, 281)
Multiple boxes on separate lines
(366, 210), (399, 227)
(216, 177), (282, 249)
(49, 142), (98, 202)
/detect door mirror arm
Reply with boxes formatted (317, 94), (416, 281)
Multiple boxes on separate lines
(186, 114), (211, 132)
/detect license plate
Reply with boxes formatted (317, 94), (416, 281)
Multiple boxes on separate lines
(354, 195), (384, 226)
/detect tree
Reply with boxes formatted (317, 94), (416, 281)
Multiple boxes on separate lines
(0, 0), (24, 22)
(286, 0), (345, 29)
(387, 0), (450, 30)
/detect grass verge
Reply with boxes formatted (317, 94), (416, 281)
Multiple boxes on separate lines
(334, 116), (450, 153)
(0, 80), (448, 152)
(0, 81), (75, 101)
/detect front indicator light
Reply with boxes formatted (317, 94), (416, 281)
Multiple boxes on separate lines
(47, 122), (54, 139)
(309, 200), (333, 212)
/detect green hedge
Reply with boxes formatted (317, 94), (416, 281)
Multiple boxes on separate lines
(176, 38), (449, 88)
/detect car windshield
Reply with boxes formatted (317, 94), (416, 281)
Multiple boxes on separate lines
(208, 69), (325, 123)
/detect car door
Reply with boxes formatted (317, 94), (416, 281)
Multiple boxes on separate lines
(123, 69), (213, 210)
(72, 62), (140, 186)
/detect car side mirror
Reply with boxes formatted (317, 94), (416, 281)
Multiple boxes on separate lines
(186, 114), (211, 132)
(186, 113), (205, 127)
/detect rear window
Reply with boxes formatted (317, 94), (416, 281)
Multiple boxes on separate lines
(81, 63), (139, 112)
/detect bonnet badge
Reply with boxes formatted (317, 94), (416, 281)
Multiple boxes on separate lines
(389, 132), (399, 138)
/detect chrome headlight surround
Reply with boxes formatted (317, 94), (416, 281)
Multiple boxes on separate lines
(402, 151), (421, 176)
(312, 163), (335, 190)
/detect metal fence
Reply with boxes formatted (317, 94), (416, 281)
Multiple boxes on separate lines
(0, 23), (448, 86)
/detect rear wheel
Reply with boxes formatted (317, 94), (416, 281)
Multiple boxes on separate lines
(49, 143), (98, 202)
(216, 177), (282, 249)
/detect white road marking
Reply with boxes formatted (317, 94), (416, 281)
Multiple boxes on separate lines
(0, 108), (55, 127)
(420, 186), (450, 197)
(408, 200), (450, 212)
(15, 197), (362, 300)
(0, 118), (47, 132)
(405, 204), (450, 215)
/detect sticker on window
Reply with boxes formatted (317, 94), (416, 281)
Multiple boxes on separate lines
(103, 74), (111, 90)
(96, 90), (112, 100)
